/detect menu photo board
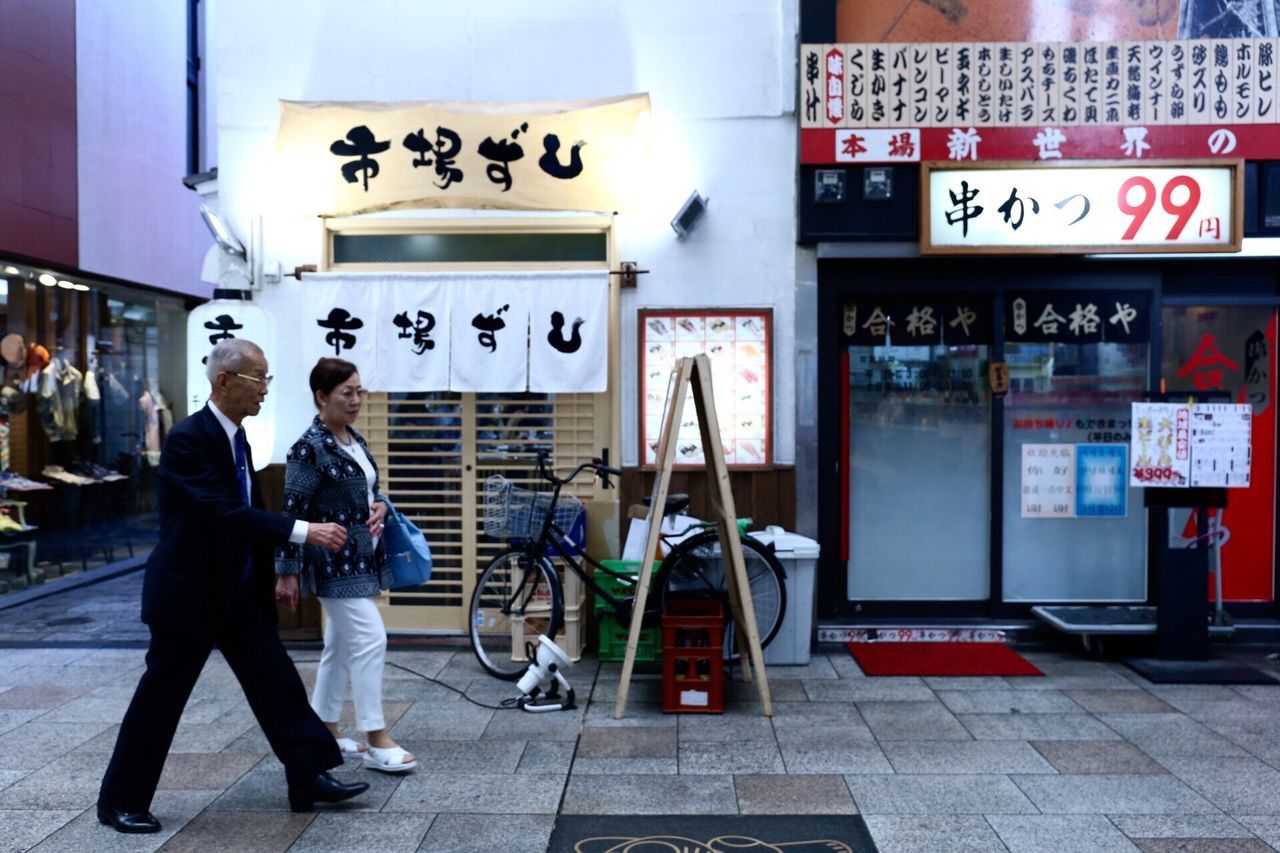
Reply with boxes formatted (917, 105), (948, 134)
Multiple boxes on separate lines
(639, 309), (771, 469)
(1130, 401), (1252, 487)
(1021, 442), (1129, 519)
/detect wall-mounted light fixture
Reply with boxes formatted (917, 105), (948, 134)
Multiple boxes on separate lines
(57, 280), (75, 289)
(200, 204), (247, 260)
(38, 273), (56, 287)
(2, 266), (18, 275)
(670, 190), (708, 240)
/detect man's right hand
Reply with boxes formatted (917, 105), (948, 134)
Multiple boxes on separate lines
(306, 522), (347, 551)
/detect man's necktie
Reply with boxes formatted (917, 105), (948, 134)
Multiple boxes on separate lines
(234, 428), (252, 584)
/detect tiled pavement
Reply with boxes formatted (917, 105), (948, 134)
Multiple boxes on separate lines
(0, 575), (1279, 850)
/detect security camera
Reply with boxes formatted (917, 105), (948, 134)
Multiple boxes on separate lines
(671, 191), (709, 240)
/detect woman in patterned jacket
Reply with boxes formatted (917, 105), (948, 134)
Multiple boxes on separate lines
(274, 358), (416, 773)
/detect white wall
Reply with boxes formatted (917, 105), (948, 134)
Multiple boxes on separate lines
(76, 0), (211, 298)
(213, 0), (799, 464)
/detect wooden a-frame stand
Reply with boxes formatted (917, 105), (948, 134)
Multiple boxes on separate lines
(613, 354), (773, 718)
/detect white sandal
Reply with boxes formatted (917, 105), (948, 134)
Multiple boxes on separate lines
(363, 744), (417, 773)
(335, 736), (367, 759)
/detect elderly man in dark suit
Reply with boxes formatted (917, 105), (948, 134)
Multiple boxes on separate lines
(97, 339), (369, 834)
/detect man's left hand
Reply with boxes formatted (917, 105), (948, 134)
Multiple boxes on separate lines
(368, 501), (388, 537)
(275, 574), (300, 611)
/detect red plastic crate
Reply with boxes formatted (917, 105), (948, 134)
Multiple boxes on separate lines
(661, 598), (725, 714)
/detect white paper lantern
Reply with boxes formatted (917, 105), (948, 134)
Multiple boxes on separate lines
(186, 289), (277, 471)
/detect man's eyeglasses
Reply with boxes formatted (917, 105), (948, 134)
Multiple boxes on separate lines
(231, 372), (274, 388)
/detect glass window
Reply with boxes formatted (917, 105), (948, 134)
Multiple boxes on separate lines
(847, 343), (991, 600)
(1001, 341), (1147, 602)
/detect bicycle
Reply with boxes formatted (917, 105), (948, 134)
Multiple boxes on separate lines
(468, 451), (787, 680)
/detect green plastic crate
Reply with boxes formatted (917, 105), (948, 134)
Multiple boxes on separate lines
(595, 561), (662, 661)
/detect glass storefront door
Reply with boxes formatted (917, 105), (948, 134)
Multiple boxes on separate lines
(843, 297), (993, 601)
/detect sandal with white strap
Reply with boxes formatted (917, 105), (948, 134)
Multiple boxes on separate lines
(335, 737), (367, 759)
(363, 744), (417, 773)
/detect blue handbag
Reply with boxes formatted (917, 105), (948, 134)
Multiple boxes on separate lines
(381, 498), (432, 589)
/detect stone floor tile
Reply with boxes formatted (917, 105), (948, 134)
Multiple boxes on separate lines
(1099, 713), (1250, 758)
(0, 686), (90, 710)
(418, 813), (553, 853)
(388, 740), (525, 774)
(764, 657), (840, 680)
(858, 701), (972, 741)
(480, 704), (584, 742)
(1011, 773), (1222, 814)
(826, 652), (868, 680)
(727, 678), (808, 702)
(286, 811), (434, 853)
(0, 721), (116, 772)
(156, 752), (265, 790)
(1006, 673), (1141, 691)
(776, 736), (894, 774)
(1234, 815), (1280, 849)
(1155, 755), (1280, 815)
(581, 702), (677, 728)
(987, 814), (1140, 852)
(516, 740), (575, 773)
(1065, 689), (1177, 714)
(388, 700), (495, 741)
(1132, 840), (1273, 852)
(1110, 814), (1256, 839)
(936, 688), (1085, 714)
(922, 676), (1010, 691)
(767, 700), (872, 731)
(959, 712), (1121, 741)
(30, 789), (220, 852)
(334, 699), (413, 731)
(577, 726), (675, 758)
(679, 739), (784, 774)
(845, 773), (1038, 815)
(0, 750), (110, 810)
(734, 773), (856, 814)
(883, 740), (1057, 774)
(560, 773), (737, 815)
(0, 808), (83, 851)
(383, 771), (565, 814)
(862, 814), (1007, 852)
(1031, 740), (1168, 774)
(0, 708), (44, 736)
(37, 686), (149, 724)
(159, 810), (314, 853)
(678, 713), (775, 742)
(167, 717), (258, 754)
(805, 679), (935, 702)
(571, 756), (678, 775)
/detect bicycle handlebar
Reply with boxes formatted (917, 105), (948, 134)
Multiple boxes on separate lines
(534, 450), (622, 488)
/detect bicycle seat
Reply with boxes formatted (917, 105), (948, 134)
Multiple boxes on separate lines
(641, 493), (690, 516)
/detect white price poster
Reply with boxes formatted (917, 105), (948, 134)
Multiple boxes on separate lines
(1190, 403), (1252, 487)
(1130, 403), (1191, 487)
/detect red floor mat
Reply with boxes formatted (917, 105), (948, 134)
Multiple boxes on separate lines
(846, 641), (1044, 677)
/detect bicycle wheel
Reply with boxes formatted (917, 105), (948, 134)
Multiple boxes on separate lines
(656, 530), (787, 662)
(469, 550), (563, 680)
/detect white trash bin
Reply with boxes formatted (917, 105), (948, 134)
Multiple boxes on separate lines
(749, 526), (821, 665)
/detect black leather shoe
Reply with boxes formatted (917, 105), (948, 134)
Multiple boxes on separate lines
(287, 772), (369, 813)
(97, 804), (161, 834)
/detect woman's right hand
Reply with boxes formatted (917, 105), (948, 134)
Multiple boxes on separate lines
(275, 574), (300, 611)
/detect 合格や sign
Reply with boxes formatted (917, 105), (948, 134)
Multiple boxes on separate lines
(275, 94), (650, 216)
(923, 162), (1241, 253)
(801, 40), (1280, 163)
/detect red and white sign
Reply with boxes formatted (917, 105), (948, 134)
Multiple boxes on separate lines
(923, 163), (1240, 253)
(1131, 403), (1193, 487)
(835, 129), (921, 162)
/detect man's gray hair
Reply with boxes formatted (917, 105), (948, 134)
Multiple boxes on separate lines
(205, 339), (263, 385)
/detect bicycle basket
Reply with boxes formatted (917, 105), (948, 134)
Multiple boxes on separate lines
(483, 475), (583, 540)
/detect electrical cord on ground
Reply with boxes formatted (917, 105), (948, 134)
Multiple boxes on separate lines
(291, 658), (523, 711)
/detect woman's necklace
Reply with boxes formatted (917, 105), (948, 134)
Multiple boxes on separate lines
(328, 423), (354, 446)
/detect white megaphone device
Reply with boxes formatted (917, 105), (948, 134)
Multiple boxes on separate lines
(516, 635), (576, 713)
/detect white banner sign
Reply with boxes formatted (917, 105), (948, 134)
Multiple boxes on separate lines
(925, 164), (1239, 253)
(1021, 444), (1076, 518)
(289, 272), (607, 394)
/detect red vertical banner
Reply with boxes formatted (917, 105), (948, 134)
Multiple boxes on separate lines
(1166, 307), (1276, 602)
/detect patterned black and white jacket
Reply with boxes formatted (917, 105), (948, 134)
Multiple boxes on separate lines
(276, 416), (392, 598)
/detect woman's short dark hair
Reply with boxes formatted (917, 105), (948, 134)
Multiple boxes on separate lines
(309, 358), (358, 408)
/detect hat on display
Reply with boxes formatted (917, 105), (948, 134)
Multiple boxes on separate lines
(26, 342), (49, 378)
(0, 385), (24, 416)
(0, 333), (25, 370)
